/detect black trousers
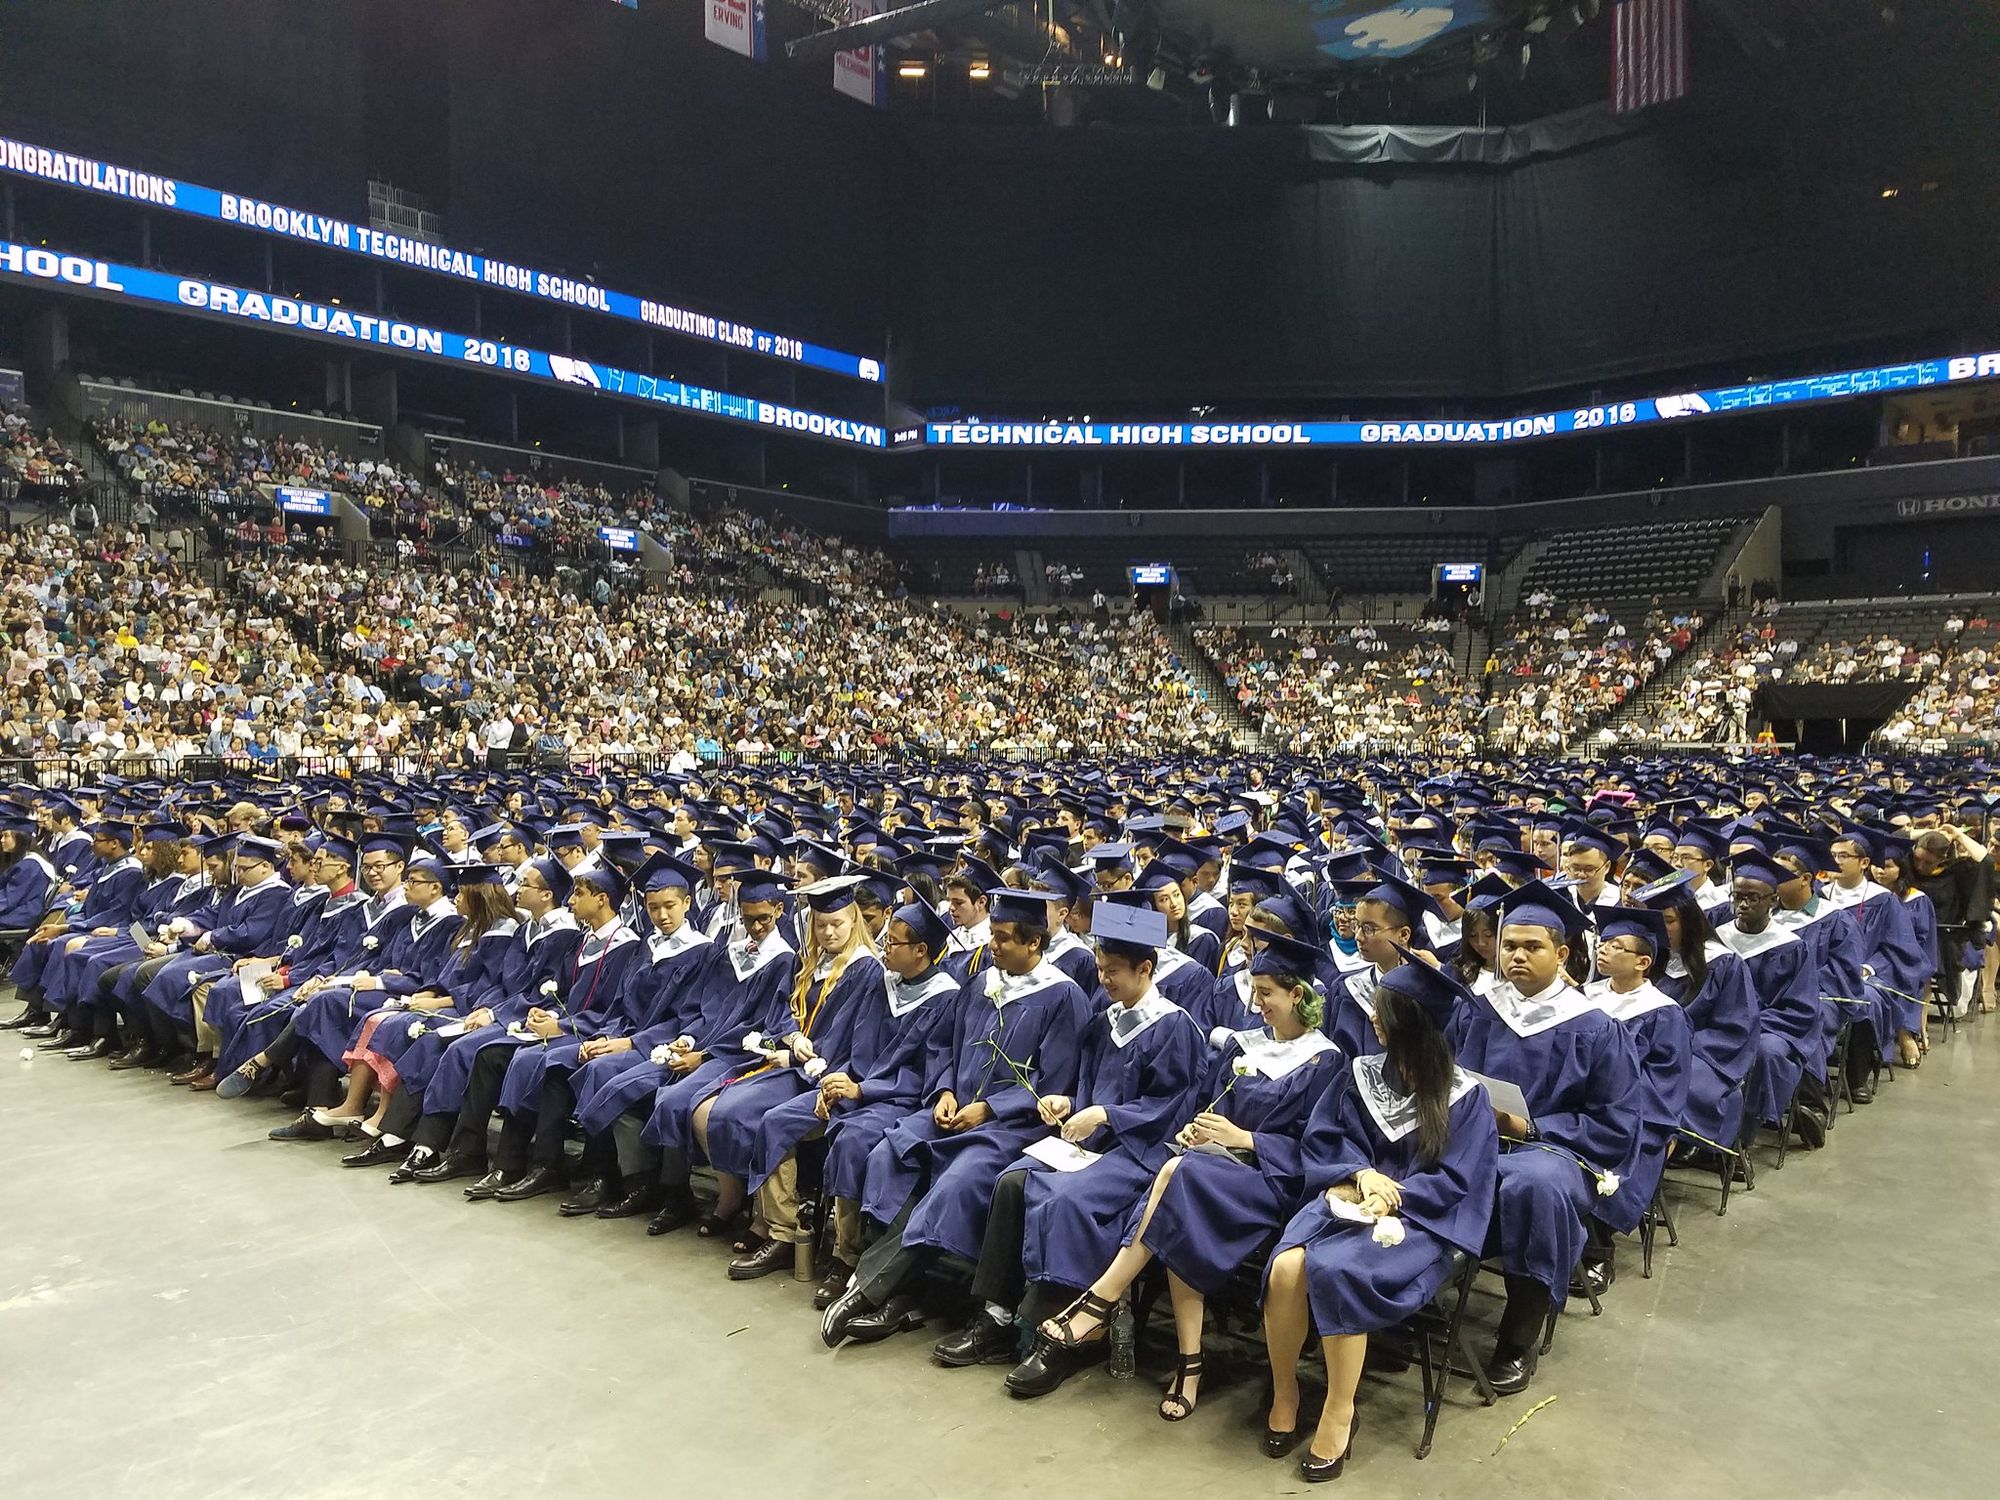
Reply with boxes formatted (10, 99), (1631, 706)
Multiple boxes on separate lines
(429, 1043), (514, 1158)
(968, 1167), (1032, 1311)
(852, 1191), (925, 1308)
(495, 1071), (580, 1174)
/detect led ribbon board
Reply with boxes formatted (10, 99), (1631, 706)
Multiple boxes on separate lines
(927, 352), (2000, 450)
(0, 134), (882, 384)
(0, 242), (885, 449)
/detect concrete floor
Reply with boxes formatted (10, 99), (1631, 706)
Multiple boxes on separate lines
(5, 1021), (1999, 1500)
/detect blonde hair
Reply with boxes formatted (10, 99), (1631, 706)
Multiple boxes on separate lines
(789, 901), (881, 1023)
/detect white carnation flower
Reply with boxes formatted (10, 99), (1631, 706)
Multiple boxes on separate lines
(742, 1030), (766, 1053)
(1597, 1171), (1620, 1197)
(540, 979), (559, 998)
(649, 1044), (673, 1065)
(286, 935), (303, 949)
(1371, 1215), (1406, 1248)
(361, 936), (379, 951)
(406, 1020), (427, 1040)
(803, 1057), (829, 1081)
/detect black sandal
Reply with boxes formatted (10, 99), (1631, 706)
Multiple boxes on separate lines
(1158, 1353), (1203, 1422)
(1042, 1289), (1115, 1348)
(696, 1208), (747, 1239)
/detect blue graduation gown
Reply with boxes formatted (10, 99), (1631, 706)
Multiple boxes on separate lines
(1042, 929), (1101, 992)
(1271, 1056), (1499, 1335)
(1585, 981), (1692, 1234)
(1328, 965), (1387, 1060)
(1656, 942), (1759, 1146)
(348, 922), (520, 1093)
(1448, 981), (1641, 1303)
(703, 952), (888, 1183)
(748, 965), (964, 1199)
(12, 854), (145, 989)
(49, 871), (213, 1015)
(1827, 882), (1934, 1056)
(0, 851), (56, 929)
(418, 911), (585, 1117)
(1716, 921), (1821, 1126)
(861, 963), (1091, 1262)
(289, 901), (463, 1069)
(1191, 967), (1261, 1050)
(1119, 1028), (1342, 1295)
(137, 878), (313, 1027)
(1017, 993), (1206, 1290)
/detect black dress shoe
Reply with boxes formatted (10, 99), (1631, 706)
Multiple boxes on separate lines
(1300, 1412), (1360, 1483)
(1484, 1345), (1540, 1397)
(1795, 1103), (1829, 1150)
(842, 1292), (927, 1347)
(935, 1311), (1019, 1369)
(1849, 1077), (1875, 1105)
(37, 1031), (76, 1050)
(21, 1022), (62, 1039)
(388, 1147), (440, 1184)
(411, 1150), (487, 1184)
(341, 1137), (413, 1168)
(1570, 1259), (1614, 1299)
(463, 1168), (520, 1201)
(109, 1045), (158, 1072)
(0, 1009), (46, 1030)
(494, 1166), (566, 1203)
(812, 1260), (856, 1312)
(1003, 1330), (1104, 1395)
(727, 1237), (795, 1281)
(278, 1086), (307, 1110)
(65, 1038), (113, 1060)
(645, 1187), (699, 1236)
(596, 1184), (664, 1221)
(559, 1179), (616, 1217)
(268, 1111), (335, 1142)
(821, 1285), (876, 1347)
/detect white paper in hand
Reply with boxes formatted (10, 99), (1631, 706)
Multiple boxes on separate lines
(239, 976), (267, 1010)
(1465, 1069), (1531, 1122)
(1022, 1135), (1102, 1173)
(434, 1022), (468, 1040)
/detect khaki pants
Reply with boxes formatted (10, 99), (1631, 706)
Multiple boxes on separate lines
(191, 979), (218, 1054)
(755, 1157), (803, 1243)
(832, 1198), (864, 1266)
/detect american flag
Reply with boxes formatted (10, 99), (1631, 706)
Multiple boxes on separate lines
(1612, 0), (1689, 114)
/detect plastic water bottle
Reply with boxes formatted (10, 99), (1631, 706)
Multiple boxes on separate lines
(1108, 1293), (1136, 1379)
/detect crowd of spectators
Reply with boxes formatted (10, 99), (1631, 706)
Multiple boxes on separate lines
(3, 406), (85, 494)
(1199, 622), (1481, 753)
(1487, 601), (1703, 750)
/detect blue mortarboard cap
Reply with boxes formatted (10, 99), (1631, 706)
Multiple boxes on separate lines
(801, 873), (867, 914)
(1560, 817), (1623, 861)
(317, 835), (358, 869)
(1087, 842), (1134, 871)
(1090, 900), (1168, 948)
(989, 888), (1061, 928)
(1360, 875), (1436, 926)
(1488, 848), (1554, 882)
(1498, 879), (1589, 943)
(1226, 865), (1285, 903)
(526, 855), (573, 905)
(1380, 946), (1473, 1029)
(633, 852), (705, 893)
(1632, 869), (1698, 909)
(1253, 893), (1317, 939)
(1597, 905), (1668, 954)
(890, 901), (952, 955)
(233, 835), (285, 866)
(449, 862), (510, 889)
(734, 869), (793, 905)
(1730, 853), (1788, 889)
(1250, 928), (1322, 982)
(1462, 873), (1513, 912)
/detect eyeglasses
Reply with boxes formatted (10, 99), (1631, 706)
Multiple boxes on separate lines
(1354, 922), (1402, 938)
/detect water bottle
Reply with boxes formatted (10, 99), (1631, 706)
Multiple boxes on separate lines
(1108, 1293), (1136, 1379)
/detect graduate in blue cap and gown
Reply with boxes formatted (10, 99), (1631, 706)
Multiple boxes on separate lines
(401, 859), (643, 1182)
(1448, 880), (1641, 1396)
(0, 814), (57, 944)
(821, 889), (1091, 1349)
(1821, 827), (1932, 1074)
(1673, 822), (1736, 925)
(1713, 854), (1827, 1145)
(12, 822), (146, 1038)
(1868, 832), (1938, 1062)
(1262, 955), (1498, 1479)
(1024, 861), (1102, 991)
(1136, 857), (1223, 974)
(321, 863), (524, 1154)
(1191, 881), (1308, 1045)
(1329, 876), (1437, 1060)
(698, 875), (887, 1279)
(1002, 925), (1340, 1411)
(767, 895), (967, 1304)
(914, 900), (1203, 1378)
(1634, 871), (1759, 1150)
(1583, 907), (1692, 1256)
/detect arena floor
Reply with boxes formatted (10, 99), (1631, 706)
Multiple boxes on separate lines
(5, 1017), (1996, 1500)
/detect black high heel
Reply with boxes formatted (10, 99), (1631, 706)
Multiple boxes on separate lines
(1158, 1353), (1203, 1421)
(1042, 1289), (1115, 1348)
(1300, 1410), (1359, 1483)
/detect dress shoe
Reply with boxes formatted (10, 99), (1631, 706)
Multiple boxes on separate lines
(1794, 1103), (1829, 1150)
(1300, 1412), (1360, 1484)
(1484, 1345), (1540, 1397)
(37, 1031), (76, 1050)
(278, 1087), (306, 1110)
(1849, 1076), (1876, 1105)
(494, 1165), (567, 1203)
(161, 1054), (197, 1077)
(1003, 1330), (1105, 1396)
(65, 1038), (114, 1060)
(412, 1150), (487, 1184)
(464, 1168), (522, 1201)
(268, 1111), (335, 1142)
(389, 1147), (441, 1184)
(0, 1008), (46, 1030)
(20, 1022), (62, 1039)
(727, 1237), (795, 1281)
(558, 1179), (616, 1217)
(595, 1184), (664, 1221)
(186, 1071), (219, 1092)
(1570, 1259), (1614, 1300)
(812, 1260), (856, 1312)
(843, 1293), (927, 1346)
(1262, 1422), (1309, 1460)
(820, 1285), (875, 1347)
(645, 1187), (699, 1236)
(935, 1311), (1019, 1369)
(109, 1045), (158, 1072)
(342, 1137), (413, 1169)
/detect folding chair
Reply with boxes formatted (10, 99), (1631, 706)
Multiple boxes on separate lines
(1639, 1181), (1678, 1279)
(1407, 1249), (1497, 1459)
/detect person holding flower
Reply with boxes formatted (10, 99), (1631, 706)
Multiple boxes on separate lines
(1263, 956), (1497, 1480)
(1446, 880), (1642, 1396)
(1004, 925), (1340, 1417)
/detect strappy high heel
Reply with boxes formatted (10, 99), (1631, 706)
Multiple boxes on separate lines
(1041, 1289), (1115, 1347)
(1158, 1353), (1203, 1421)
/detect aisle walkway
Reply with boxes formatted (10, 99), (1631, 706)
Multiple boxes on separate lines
(4, 1017), (1998, 1500)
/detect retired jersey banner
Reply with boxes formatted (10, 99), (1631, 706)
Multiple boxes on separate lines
(704, 0), (767, 60)
(832, 0), (887, 107)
